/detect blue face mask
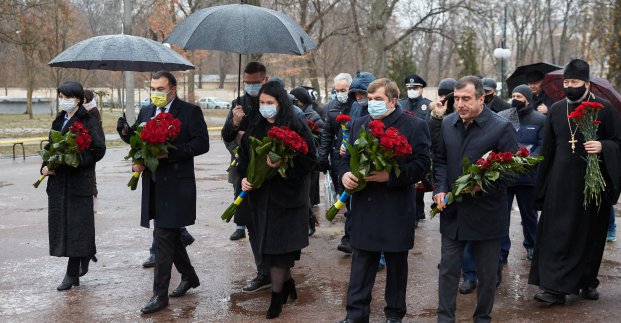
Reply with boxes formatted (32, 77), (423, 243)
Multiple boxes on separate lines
(244, 83), (262, 97)
(368, 100), (388, 118)
(357, 98), (368, 107)
(259, 104), (278, 119)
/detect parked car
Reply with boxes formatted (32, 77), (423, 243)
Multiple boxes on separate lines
(198, 97), (231, 109)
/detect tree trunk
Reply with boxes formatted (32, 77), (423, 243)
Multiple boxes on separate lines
(609, 0), (621, 86)
(363, 0), (389, 76)
(304, 52), (322, 101)
(188, 69), (196, 104)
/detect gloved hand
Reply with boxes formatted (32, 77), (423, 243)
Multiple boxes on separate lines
(318, 160), (331, 173)
(117, 116), (129, 134)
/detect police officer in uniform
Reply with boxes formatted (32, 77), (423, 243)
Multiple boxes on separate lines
(399, 74), (432, 120)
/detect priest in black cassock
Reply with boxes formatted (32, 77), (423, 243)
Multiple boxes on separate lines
(529, 59), (621, 305)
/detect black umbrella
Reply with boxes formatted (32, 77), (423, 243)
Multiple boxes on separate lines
(48, 34), (195, 72)
(506, 62), (562, 93)
(164, 3), (316, 97)
(542, 69), (621, 114)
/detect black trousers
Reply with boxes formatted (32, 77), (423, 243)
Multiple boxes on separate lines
(153, 227), (199, 298)
(345, 249), (409, 322)
(66, 257), (86, 276)
(438, 235), (501, 323)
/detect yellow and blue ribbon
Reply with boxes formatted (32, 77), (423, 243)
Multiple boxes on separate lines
(233, 191), (247, 206)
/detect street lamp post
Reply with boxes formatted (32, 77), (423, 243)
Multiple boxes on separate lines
(493, 5), (511, 98)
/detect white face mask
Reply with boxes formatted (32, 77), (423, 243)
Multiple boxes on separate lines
(59, 98), (77, 112)
(83, 100), (97, 111)
(259, 104), (278, 119)
(336, 92), (348, 104)
(407, 90), (421, 99)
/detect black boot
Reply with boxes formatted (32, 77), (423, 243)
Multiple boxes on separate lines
(282, 279), (298, 304)
(57, 274), (79, 291)
(309, 210), (317, 236)
(79, 255), (98, 277)
(266, 291), (284, 319)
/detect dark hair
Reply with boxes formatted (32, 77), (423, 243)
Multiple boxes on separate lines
(455, 76), (484, 98)
(258, 80), (295, 126)
(84, 89), (94, 103)
(244, 61), (267, 77)
(152, 71), (177, 88)
(57, 81), (85, 105)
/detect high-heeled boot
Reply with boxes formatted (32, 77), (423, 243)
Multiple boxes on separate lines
(282, 279), (298, 304)
(266, 291), (284, 319)
(57, 274), (79, 291)
(79, 255), (98, 277)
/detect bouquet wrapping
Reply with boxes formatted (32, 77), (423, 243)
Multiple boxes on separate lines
(336, 114), (350, 151)
(429, 148), (543, 218)
(124, 112), (181, 190)
(34, 121), (92, 188)
(221, 126), (309, 222)
(325, 120), (412, 221)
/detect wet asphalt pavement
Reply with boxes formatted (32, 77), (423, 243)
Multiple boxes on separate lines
(1, 141), (620, 323)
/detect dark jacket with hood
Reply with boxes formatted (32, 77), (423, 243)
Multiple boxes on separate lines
(318, 98), (354, 170)
(348, 72), (376, 121)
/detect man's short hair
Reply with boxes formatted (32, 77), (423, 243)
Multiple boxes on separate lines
(152, 71), (177, 88)
(455, 76), (484, 98)
(334, 73), (353, 86)
(367, 78), (400, 100)
(244, 61), (267, 77)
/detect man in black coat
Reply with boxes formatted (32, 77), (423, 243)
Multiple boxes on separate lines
(318, 72), (355, 252)
(526, 71), (556, 115)
(482, 77), (510, 113)
(118, 71), (210, 313)
(433, 76), (517, 322)
(337, 78), (431, 323)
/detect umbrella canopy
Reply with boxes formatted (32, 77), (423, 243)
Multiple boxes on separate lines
(48, 34), (195, 72)
(542, 69), (621, 114)
(506, 62), (562, 93)
(164, 4), (316, 55)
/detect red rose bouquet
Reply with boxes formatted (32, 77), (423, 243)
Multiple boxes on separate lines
(307, 119), (321, 147)
(429, 148), (543, 218)
(336, 114), (351, 150)
(568, 101), (606, 208)
(221, 126), (309, 222)
(34, 121), (92, 188)
(325, 120), (412, 221)
(124, 112), (181, 190)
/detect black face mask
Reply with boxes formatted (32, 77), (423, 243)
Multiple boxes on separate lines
(511, 99), (526, 110)
(565, 85), (587, 101)
(484, 94), (494, 104)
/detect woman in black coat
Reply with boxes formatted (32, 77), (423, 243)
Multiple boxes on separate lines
(41, 81), (106, 291)
(237, 81), (316, 319)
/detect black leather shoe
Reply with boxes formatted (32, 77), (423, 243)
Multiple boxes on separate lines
(141, 295), (169, 314)
(242, 274), (271, 293)
(459, 280), (477, 294)
(230, 229), (246, 241)
(580, 287), (599, 300)
(309, 212), (317, 236)
(386, 318), (402, 323)
(142, 254), (155, 268)
(170, 279), (200, 297)
(337, 240), (352, 254)
(282, 279), (298, 304)
(57, 274), (79, 291)
(526, 248), (534, 260)
(534, 291), (566, 304)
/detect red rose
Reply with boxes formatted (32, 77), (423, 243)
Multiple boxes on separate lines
(336, 114), (351, 124)
(476, 158), (491, 170)
(516, 147), (530, 157)
(380, 136), (394, 150)
(369, 120), (384, 138)
(593, 120), (602, 125)
(501, 152), (513, 162)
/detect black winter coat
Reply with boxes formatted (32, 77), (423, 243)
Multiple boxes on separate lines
(45, 106), (106, 257)
(237, 116), (316, 256)
(398, 96), (432, 120)
(488, 95), (510, 113)
(119, 98), (210, 228)
(433, 107), (518, 240)
(339, 109), (431, 252)
(318, 99), (353, 169)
